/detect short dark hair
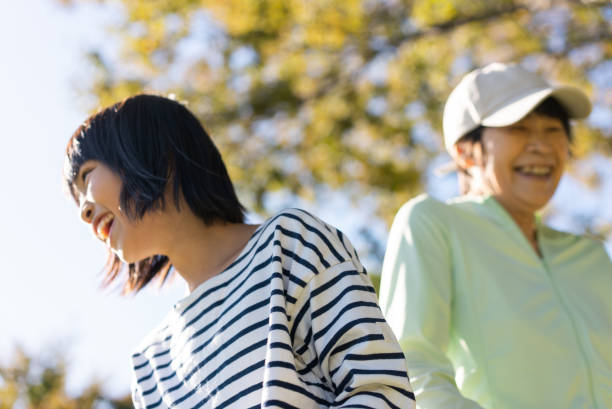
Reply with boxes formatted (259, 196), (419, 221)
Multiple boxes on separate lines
(64, 94), (246, 293)
(458, 96), (572, 145)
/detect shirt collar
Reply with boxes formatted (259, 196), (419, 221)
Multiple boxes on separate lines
(451, 194), (543, 232)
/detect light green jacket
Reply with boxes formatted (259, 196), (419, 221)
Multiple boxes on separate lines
(379, 194), (612, 409)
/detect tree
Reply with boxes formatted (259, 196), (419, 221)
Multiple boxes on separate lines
(63, 0), (612, 266)
(0, 347), (132, 409)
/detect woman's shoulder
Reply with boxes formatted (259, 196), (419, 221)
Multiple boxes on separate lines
(258, 208), (345, 244)
(540, 224), (610, 252)
(397, 194), (496, 223)
(256, 208), (364, 271)
(259, 208), (330, 230)
(393, 194), (457, 229)
(398, 193), (448, 213)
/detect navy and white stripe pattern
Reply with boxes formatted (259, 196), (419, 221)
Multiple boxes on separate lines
(131, 209), (415, 408)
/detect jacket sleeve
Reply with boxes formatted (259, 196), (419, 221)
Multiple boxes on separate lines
(379, 197), (485, 409)
(291, 260), (416, 408)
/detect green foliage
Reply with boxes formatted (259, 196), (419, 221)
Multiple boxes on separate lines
(369, 273), (381, 296)
(66, 0), (612, 248)
(0, 348), (131, 409)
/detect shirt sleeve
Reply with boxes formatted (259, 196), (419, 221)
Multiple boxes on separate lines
(291, 260), (416, 408)
(379, 198), (485, 409)
(131, 378), (145, 409)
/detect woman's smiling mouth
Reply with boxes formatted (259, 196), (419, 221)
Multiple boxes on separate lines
(513, 164), (553, 178)
(93, 212), (115, 241)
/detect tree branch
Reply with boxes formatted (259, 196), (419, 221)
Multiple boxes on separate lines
(568, 0), (612, 8)
(386, 0), (610, 48)
(388, 3), (528, 47)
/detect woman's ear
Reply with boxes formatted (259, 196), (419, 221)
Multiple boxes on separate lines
(452, 141), (476, 170)
(453, 140), (488, 196)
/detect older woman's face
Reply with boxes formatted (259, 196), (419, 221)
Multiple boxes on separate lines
(477, 112), (569, 215)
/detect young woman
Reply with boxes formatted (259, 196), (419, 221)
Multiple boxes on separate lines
(379, 63), (612, 408)
(64, 94), (415, 408)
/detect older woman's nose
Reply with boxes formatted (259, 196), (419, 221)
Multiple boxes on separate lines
(80, 201), (95, 224)
(525, 135), (554, 154)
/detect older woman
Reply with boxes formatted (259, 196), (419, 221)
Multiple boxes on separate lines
(379, 62), (612, 409)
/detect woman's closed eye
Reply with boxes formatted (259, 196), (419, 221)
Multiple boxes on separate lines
(545, 125), (564, 133)
(74, 167), (95, 197)
(509, 125), (528, 132)
(78, 167), (96, 189)
(81, 168), (94, 183)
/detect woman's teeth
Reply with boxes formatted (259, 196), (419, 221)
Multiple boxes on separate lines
(97, 213), (114, 240)
(515, 165), (552, 176)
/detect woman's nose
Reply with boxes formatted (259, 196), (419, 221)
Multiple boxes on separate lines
(526, 134), (553, 154)
(80, 201), (95, 224)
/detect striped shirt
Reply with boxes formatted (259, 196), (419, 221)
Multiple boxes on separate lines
(131, 209), (415, 409)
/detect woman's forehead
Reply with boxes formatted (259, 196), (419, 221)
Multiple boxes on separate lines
(510, 112), (564, 125)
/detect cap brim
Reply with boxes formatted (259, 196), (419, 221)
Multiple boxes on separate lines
(482, 86), (591, 127)
(549, 86), (592, 119)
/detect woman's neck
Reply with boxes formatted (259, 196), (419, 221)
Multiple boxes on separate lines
(462, 174), (541, 257)
(161, 211), (259, 292)
(494, 198), (541, 257)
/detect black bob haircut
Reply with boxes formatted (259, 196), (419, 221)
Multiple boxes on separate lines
(64, 94), (245, 293)
(459, 96), (572, 145)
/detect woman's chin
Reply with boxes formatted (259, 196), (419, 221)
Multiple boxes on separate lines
(114, 248), (152, 265)
(519, 193), (555, 213)
(112, 248), (130, 263)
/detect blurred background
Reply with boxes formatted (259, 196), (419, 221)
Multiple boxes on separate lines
(1, 0), (611, 407)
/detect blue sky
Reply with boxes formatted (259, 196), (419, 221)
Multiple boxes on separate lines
(1, 0), (610, 400)
(0, 0), (187, 397)
(0, 2), (385, 396)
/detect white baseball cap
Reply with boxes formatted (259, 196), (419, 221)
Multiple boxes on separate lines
(442, 62), (592, 153)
